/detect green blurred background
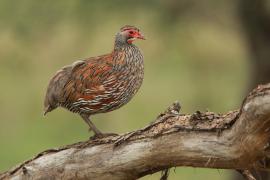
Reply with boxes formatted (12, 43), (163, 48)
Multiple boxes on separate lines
(1, 0), (269, 179)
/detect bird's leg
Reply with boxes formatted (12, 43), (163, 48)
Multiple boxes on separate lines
(80, 114), (118, 139)
(80, 114), (102, 135)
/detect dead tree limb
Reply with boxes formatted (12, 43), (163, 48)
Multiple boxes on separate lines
(237, 170), (256, 180)
(1, 84), (270, 180)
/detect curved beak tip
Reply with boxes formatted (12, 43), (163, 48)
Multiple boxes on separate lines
(139, 35), (146, 40)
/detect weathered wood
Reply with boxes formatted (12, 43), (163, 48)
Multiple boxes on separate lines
(237, 170), (256, 180)
(1, 84), (270, 180)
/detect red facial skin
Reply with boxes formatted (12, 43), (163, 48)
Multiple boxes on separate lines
(126, 29), (145, 44)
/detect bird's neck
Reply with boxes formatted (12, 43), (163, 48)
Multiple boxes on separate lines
(113, 33), (134, 51)
(113, 34), (143, 66)
(112, 42), (142, 68)
(113, 40), (140, 57)
(114, 43), (136, 52)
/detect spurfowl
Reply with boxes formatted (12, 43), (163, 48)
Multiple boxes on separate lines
(44, 25), (145, 138)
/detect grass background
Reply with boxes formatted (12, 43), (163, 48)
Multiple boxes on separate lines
(0, 0), (250, 179)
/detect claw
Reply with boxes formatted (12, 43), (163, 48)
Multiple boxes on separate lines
(89, 133), (118, 140)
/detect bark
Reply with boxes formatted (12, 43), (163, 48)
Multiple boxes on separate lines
(1, 84), (270, 180)
(236, 1), (270, 179)
(237, 170), (256, 180)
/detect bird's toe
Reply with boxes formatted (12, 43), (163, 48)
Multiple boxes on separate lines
(89, 132), (119, 140)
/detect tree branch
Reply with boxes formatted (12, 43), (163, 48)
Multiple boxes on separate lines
(237, 170), (256, 180)
(1, 84), (270, 180)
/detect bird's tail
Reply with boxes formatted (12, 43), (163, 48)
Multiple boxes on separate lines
(43, 105), (55, 116)
(43, 62), (77, 117)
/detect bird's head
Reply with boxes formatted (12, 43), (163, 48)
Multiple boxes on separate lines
(116, 25), (145, 45)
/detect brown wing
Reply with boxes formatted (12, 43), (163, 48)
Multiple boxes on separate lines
(44, 51), (126, 115)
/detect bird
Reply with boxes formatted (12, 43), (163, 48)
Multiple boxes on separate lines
(44, 25), (145, 138)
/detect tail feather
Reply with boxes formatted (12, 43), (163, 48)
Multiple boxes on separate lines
(43, 60), (83, 117)
(43, 105), (55, 116)
(43, 69), (68, 117)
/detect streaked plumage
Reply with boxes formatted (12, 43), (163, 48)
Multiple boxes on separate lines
(44, 25), (145, 137)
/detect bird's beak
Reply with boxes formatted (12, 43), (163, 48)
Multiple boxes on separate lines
(136, 32), (146, 40)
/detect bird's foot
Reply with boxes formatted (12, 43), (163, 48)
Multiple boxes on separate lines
(89, 132), (118, 140)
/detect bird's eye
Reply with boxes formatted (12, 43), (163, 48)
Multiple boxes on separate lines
(129, 31), (134, 34)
